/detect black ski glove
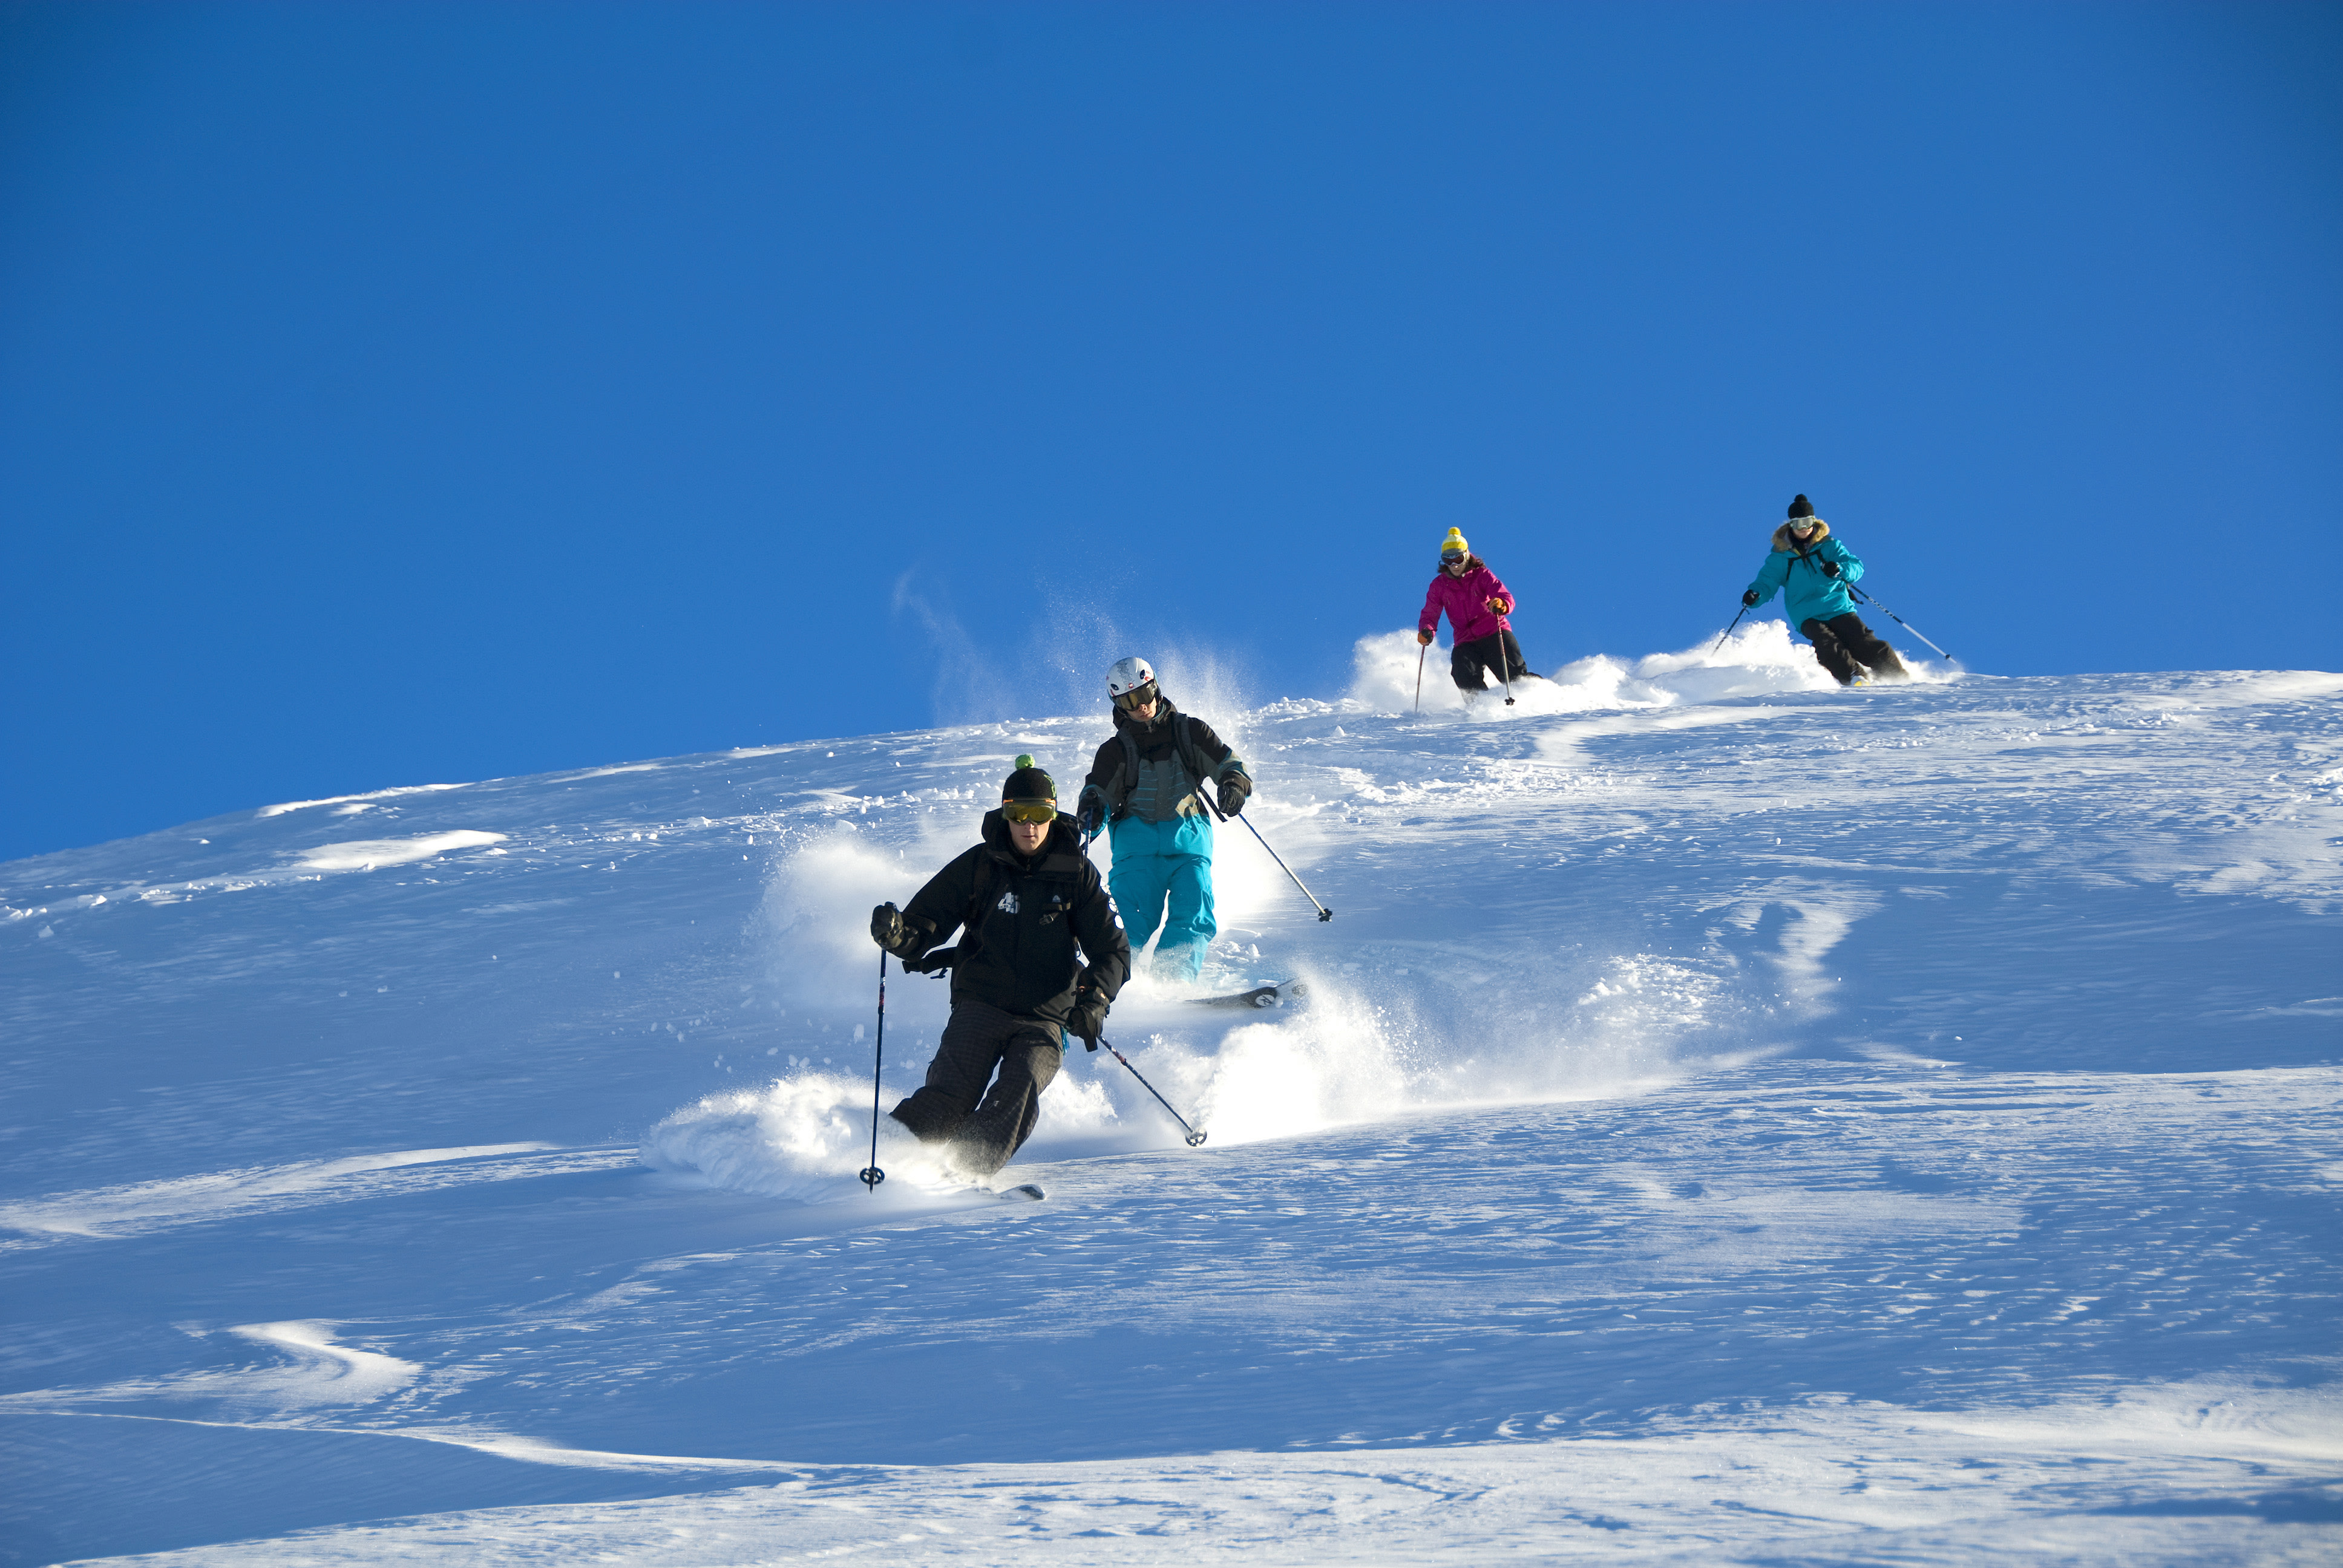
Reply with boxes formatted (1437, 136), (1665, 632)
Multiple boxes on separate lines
(1741, 589), (1761, 608)
(1065, 988), (1107, 1050)
(1076, 785), (1107, 840)
(870, 902), (930, 959)
(1820, 561), (1840, 578)
(1217, 769), (1252, 818)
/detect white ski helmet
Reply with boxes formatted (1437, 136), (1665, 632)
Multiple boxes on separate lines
(1106, 656), (1156, 702)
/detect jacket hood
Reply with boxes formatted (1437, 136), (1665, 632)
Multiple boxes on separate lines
(980, 807), (1081, 860)
(1771, 519), (1832, 552)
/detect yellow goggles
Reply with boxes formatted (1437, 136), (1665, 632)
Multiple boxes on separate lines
(1001, 799), (1057, 825)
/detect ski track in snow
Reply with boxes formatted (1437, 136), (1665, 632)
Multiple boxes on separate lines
(2, 630), (2340, 1564)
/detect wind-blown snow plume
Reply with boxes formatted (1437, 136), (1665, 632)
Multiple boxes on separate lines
(1348, 621), (1954, 714)
(746, 826), (940, 1010)
(641, 1067), (1133, 1201)
(643, 1073), (918, 1202)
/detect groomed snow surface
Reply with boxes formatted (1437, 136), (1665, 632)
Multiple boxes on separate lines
(3, 625), (2339, 1564)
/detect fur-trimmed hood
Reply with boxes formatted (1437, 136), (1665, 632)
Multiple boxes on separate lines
(1745, 521), (1864, 628)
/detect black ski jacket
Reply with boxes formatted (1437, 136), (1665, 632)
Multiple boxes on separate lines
(890, 811), (1130, 1028)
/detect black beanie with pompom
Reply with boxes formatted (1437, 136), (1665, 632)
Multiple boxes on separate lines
(1787, 494), (1815, 520)
(1002, 754), (1056, 801)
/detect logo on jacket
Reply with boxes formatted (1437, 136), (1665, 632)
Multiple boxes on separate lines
(996, 890), (1019, 914)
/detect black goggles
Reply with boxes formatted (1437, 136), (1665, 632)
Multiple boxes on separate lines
(1441, 549), (1467, 563)
(1112, 682), (1158, 712)
(1001, 799), (1058, 824)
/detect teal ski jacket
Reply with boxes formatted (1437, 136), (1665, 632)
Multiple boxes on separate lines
(1745, 520), (1864, 627)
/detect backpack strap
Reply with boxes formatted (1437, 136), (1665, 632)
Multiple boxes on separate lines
(917, 848), (1047, 976)
(966, 852), (999, 932)
(1177, 714), (1221, 787)
(1115, 729), (1139, 820)
(964, 846), (1077, 918)
(1115, 715), (1226, 820)
(910, 850), (995, 976)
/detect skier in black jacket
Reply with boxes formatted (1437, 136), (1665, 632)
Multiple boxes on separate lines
(869, 757), (1131, 1177)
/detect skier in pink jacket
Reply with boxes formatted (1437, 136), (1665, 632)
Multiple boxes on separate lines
(1417, 528), (1537, 699)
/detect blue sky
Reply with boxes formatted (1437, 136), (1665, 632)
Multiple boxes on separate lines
(4, 1), (2337, 862)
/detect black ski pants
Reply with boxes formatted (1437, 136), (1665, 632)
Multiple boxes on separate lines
(890, 999), (1061, 1177)
(1452, 629), (1529, 691)
(1800, 614), (1907, 685)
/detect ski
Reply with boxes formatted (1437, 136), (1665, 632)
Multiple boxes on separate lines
(1185, 980), (1308, 1010)
(999, 1183), (1046, 1201)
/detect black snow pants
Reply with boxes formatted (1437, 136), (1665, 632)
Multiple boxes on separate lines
(1800, 613), (1908, 685)
(1452, 629), (1532, 692)
(890, 999), (1063, 1177)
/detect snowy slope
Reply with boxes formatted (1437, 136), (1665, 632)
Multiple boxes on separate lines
(2, 627), (2339, 1566)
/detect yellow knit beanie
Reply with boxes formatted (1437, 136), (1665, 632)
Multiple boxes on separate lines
(1440, 528), (1469, 560)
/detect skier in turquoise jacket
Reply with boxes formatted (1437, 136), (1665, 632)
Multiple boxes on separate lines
(1742, 495), (1909, 685)
(1075, 657), (1252, 981)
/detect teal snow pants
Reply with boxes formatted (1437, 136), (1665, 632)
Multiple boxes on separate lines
(1107, 813), (1216, 979)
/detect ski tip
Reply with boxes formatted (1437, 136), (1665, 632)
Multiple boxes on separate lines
(1187, 982), (1305, 1009)
(1000, 1183), (1046, 1201)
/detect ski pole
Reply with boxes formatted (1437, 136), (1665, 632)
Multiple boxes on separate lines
(1496, 628), (1516, 707)
(1846, 583), (1953, 662)
(1413, 642), (1425, 713)
(1198, 786), (1332, 921)
(859, 950), (887, 1191)
(1239, 811), (1334, 921)
(1711, 604), (1750, 655)
(1096, 1036), (1207, 1146)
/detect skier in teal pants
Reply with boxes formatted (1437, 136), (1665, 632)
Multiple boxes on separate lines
(1076, 657), (1253, 981)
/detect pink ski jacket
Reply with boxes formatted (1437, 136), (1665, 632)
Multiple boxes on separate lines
(1418, 556), (1515, 645)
